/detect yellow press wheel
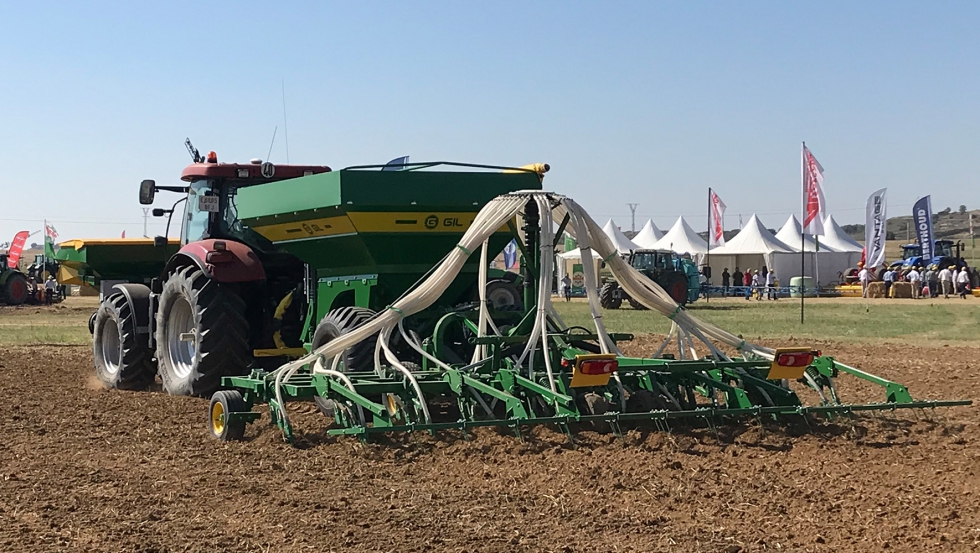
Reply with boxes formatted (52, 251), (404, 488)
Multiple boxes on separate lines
(208, 391), (247, 441)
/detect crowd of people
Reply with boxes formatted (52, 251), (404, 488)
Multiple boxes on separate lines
(857, 262), (972, 299)
(718, 266), (780, 300)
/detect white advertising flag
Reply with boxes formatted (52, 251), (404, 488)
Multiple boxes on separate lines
(864, 188), (888, 269)
(802, 145), (826, 235)
(709, 190), (726, 247)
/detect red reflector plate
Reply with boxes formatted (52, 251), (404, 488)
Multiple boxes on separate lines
(579, 359), (618, 375)
(775, 352), (814, 367)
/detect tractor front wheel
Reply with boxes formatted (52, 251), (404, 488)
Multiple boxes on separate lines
(155, 266), (250, 397)
(599, 282), (622, 309)
(92, 293), (155, 390)
(659, 272), (690, 305)
(2, 272), (29, 305)
(310, 307), (378, 416)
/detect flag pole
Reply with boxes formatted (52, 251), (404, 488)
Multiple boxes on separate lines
(706, 187), (711, 303)
(800, 143), (805, 324)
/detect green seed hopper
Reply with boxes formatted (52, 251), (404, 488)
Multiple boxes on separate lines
(235, 163), (543, 324)
(55, 238), (181, 288)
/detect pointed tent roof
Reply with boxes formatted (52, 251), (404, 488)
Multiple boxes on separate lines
(632, 219), (664, 248)
(650, 217), (708, 255)
(602, 219), (639, 252)
(711, 215), (795, 254)
(775, 215), (834, 252)
(557, 247), (601, 260)
(818, 215), (864, 253)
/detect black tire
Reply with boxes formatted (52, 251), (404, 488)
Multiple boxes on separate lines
(599, 282), (623, 309)
(88, 311), (97, 335)
(155, 266), (250, 397)
(209, 390), (247, 441)
(658, 271), (690, 305)
(626, 389), (668, 412)
(2, 272), (29, 305)
(92, 293), (155, 390)
(311, 307), (378, 416)
(484, 279), (523, 311)
(627, 295), (648, 310)
(577, 392), (611, 432)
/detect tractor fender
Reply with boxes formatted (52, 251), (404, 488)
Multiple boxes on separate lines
(164, 239), (266, 283)
(110, 283), (152, 347)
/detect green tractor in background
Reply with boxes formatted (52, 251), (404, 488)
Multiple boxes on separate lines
(600, 249), (699, 309)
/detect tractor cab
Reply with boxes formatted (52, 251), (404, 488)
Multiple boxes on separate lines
(901, 244), (921, 260)
(934, 240), (958, 259)
(629, 250), (677, 273)
(139, 151), (332, 249)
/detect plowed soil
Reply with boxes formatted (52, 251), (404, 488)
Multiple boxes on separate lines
(1, 338), (978, 552)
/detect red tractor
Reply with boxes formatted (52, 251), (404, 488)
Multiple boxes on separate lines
(92, 150), (331, 396)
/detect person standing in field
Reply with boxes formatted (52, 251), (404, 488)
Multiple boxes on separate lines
(858, 263), (870, 298)
(561, 275), (572, 302)
(751, 270), (762, 301)
(721, 268), (731, 296)
(956, 267), (970, 299)
(907, 266), (921, 299)
(732, 267), (743, 297)
(743, 269), (753, 300)
(882, 266), (896, 298)
(924, 265), (937, 298)
(937, 265), (954, 299)
(765, 269), (777, 300)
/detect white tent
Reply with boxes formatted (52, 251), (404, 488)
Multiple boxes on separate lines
(632, 219), (664, 248)
(707, 215), (800, 284)
(651, 217), (708, 257)
(775, 215), (828, 252)
(556, 247), (602, 289)
(773, 215), (859, 284)
(602, 219), (639, 252)
(819, 214), (864, 252)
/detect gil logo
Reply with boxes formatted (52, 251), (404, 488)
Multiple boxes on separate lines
(424, 215), (439, 230)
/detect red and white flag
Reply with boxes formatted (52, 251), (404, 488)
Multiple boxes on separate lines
(802, 144), (826, 235)
(44, 223), (58, 241)
(709, 190), (726, 247)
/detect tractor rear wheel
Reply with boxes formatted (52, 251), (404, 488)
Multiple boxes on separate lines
(627, 295), (648, 310)
(311, 307), (378, 416)
(155, 266), (250, 397)
(2, 272), (29, 305)
(92, 293), (155, 390)
(659, 272), (690, 305)
(599, 282), (622, 309)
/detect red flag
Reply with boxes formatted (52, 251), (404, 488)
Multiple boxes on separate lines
(121, 230), (126, 238)
(709, 190), (726, 247)
(802, 145), (826, 235)
(7, 231), (29, 268)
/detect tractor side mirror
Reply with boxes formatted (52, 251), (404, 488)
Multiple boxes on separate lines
(152, 208), (166, 217)
(153, 236), (167, 248)
(139, 180), (156, 205)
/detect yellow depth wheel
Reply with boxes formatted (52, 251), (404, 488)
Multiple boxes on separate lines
(208, 390), (247, 441)
(211, 401), (225, 436)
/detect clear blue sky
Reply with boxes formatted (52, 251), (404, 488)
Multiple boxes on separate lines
(1, 1), (977, 245)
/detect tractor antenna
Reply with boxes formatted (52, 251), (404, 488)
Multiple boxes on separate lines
(266, 126), (278, 162)
(281, 79), (290, 164)
(184, 138), (203, 163)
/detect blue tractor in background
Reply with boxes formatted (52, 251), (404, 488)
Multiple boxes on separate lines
(885, 239), (970, 276)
